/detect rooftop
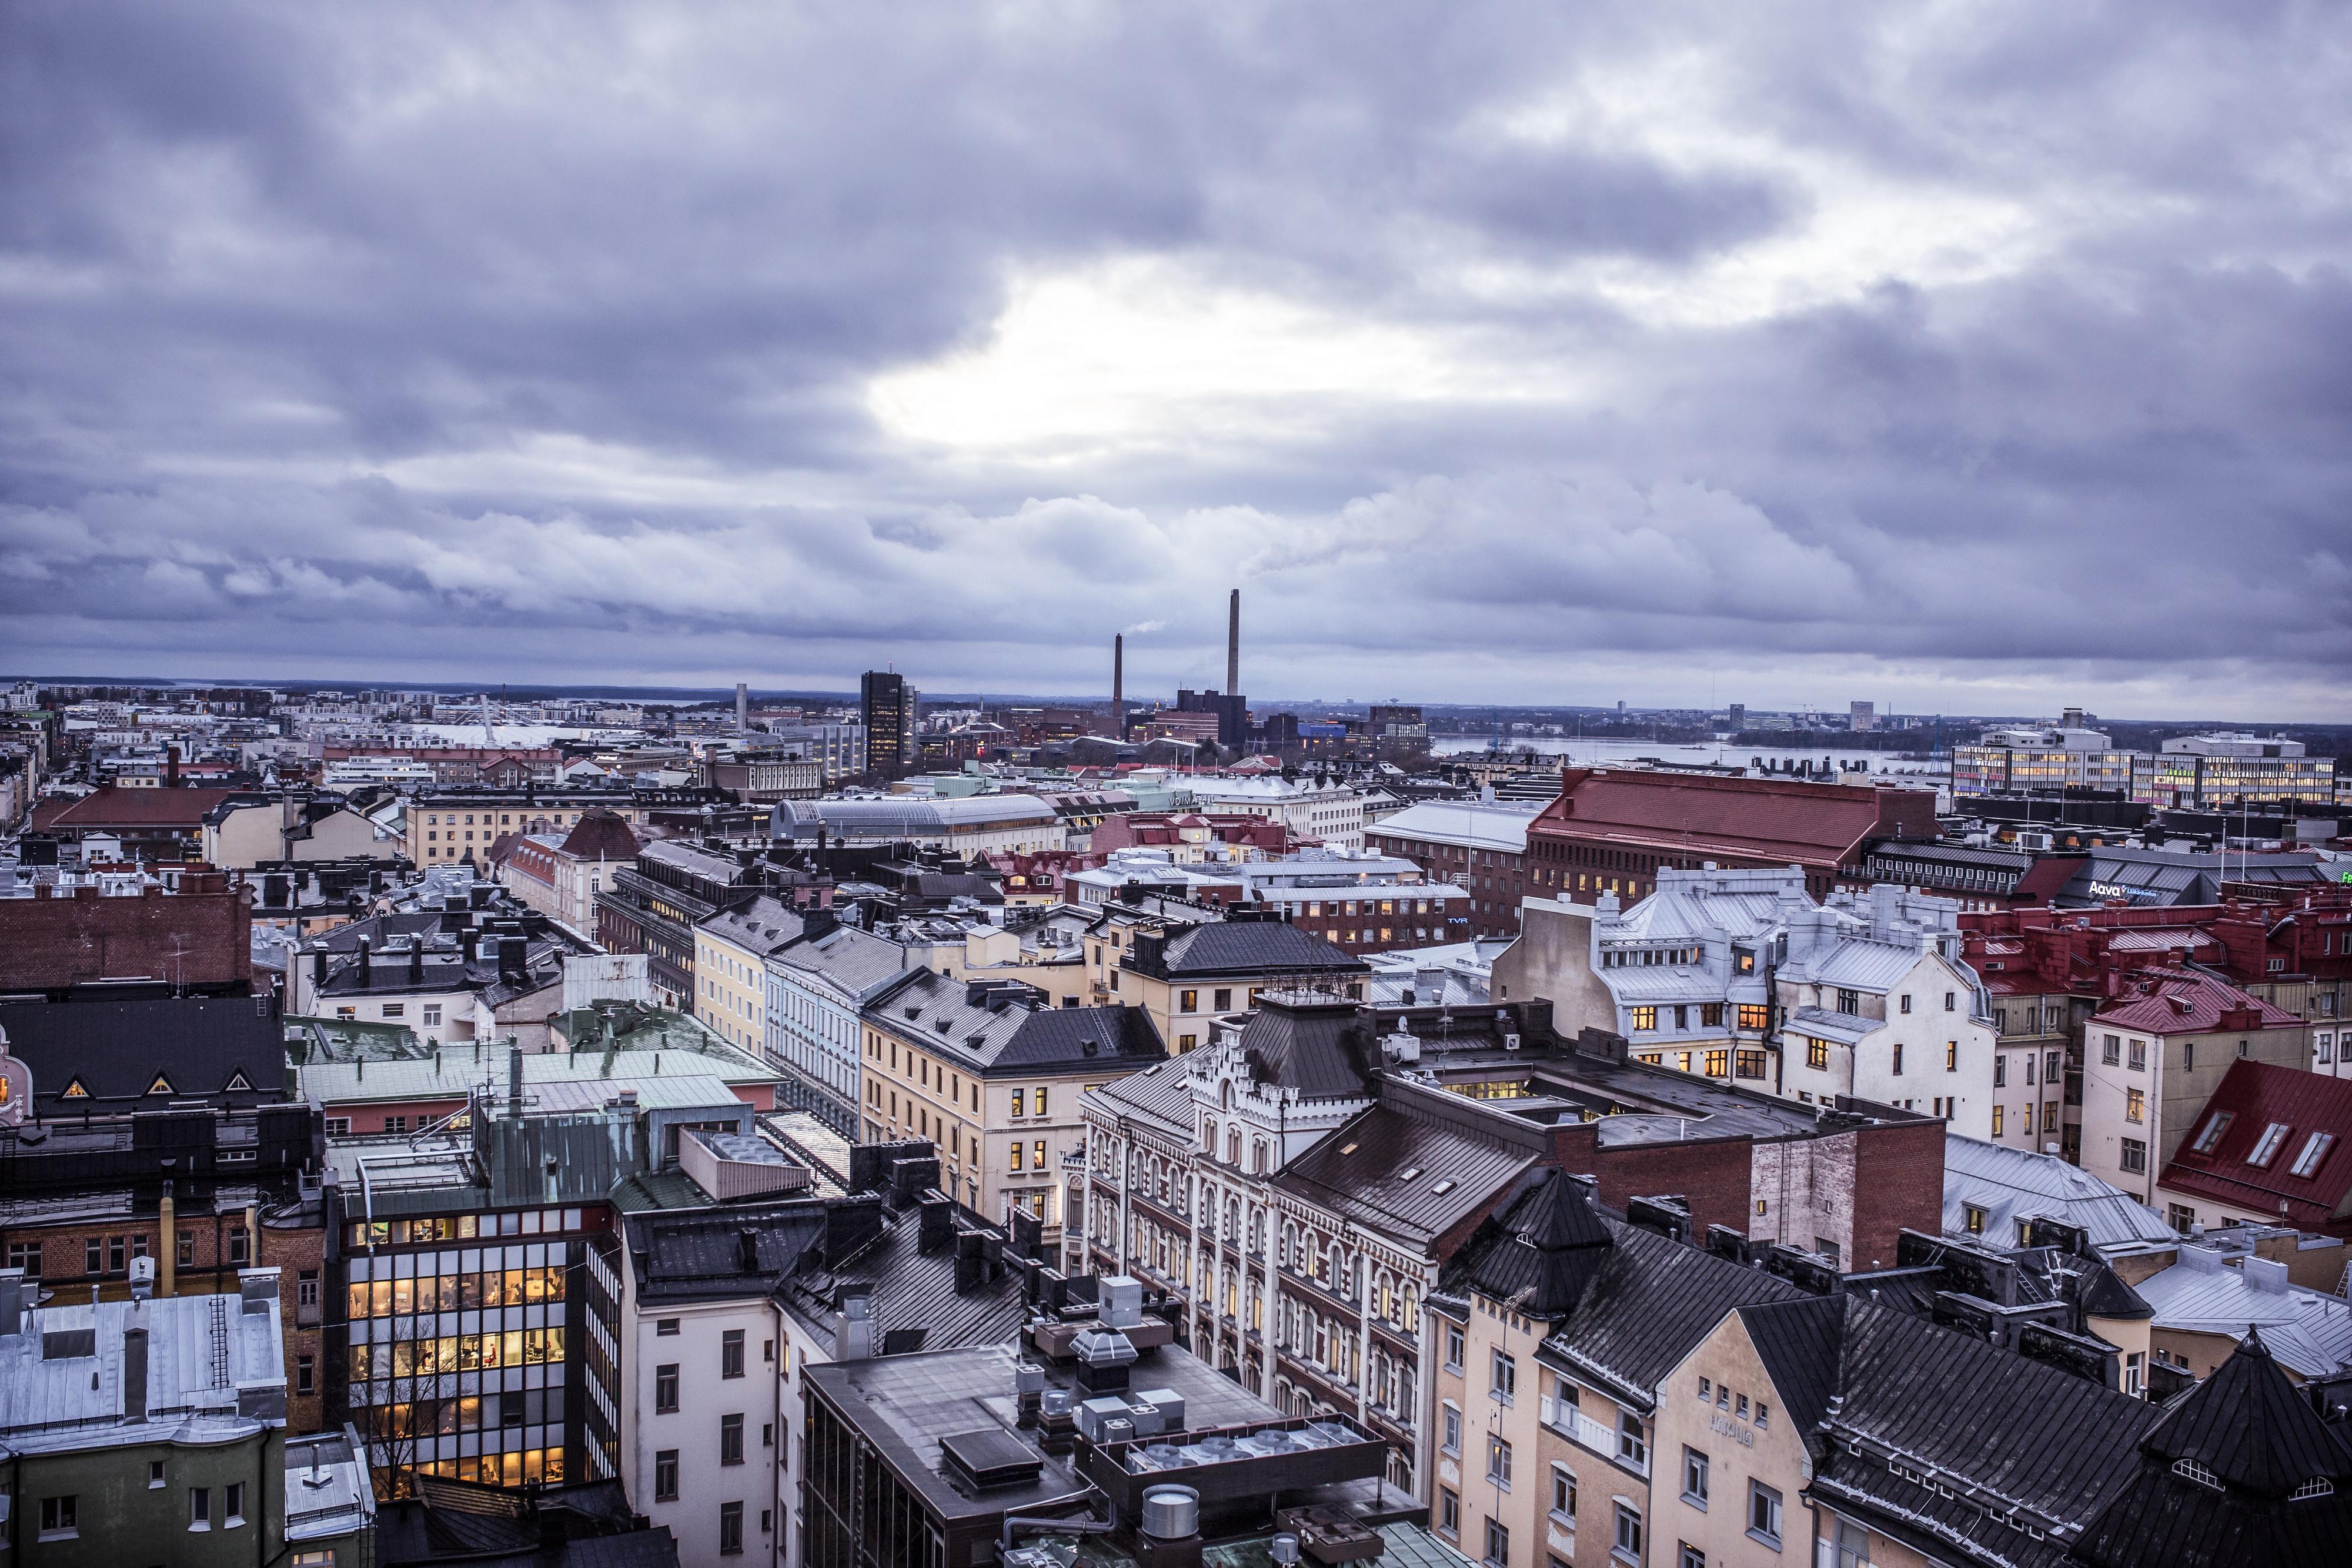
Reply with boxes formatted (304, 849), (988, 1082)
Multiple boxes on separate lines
(2135, 1246), (2352, 1380)
(2159, 1060), (2352, 1230)
(1944, 1133), (2179, 1257)
(0, 1269), (288, 1456)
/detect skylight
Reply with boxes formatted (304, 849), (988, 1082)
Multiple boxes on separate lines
(2189, 1111), (2234, 1154)
(1398, 1166), (1422, 1181)
(2288, 1131), (2337, 1179)
(2246, 1122), (2292, 1168)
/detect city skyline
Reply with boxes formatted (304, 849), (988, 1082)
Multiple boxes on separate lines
(4, 5), (2349, 718)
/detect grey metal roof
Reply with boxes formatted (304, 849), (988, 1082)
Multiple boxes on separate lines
(769, 924), (914, 999)
(1367, 800), (1539, 851)
(1237, 998), (1375, 1099)
(699, 895), (806, 958)
(2133, 1248), (2352, 1380)
(867, 969), (1161, 1075)
(1274, 1103), (1535, 1249)
(0, 1278), (287, 1455)
(1943, 1133), (2177, 1256)
(783, 1207), (1031, 1356)
(1083, 1055), (1200, 1135)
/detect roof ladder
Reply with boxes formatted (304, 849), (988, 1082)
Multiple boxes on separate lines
(208, 1293), (232, 1390)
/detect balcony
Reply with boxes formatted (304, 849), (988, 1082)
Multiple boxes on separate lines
(1539, 1396), (1648, 1480)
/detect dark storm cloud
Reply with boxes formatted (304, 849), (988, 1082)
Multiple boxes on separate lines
(2, 0), (2348, 715)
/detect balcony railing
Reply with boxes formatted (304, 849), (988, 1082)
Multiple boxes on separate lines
(1540, 1397), (1648, 1479)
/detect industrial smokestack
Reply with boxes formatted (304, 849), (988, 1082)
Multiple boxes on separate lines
(1226, 589), (1240, 695)
(736, 681), (749, 737)
(1112, 635), (1125, 737)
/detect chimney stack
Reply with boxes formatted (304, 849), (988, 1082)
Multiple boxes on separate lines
(736, 681), (749, 737)
(166, 744), (179, 788)
(123, 1320), (150, 1422)
(1112, 634), (1125, 738)
(1226, 589), (1240, 696)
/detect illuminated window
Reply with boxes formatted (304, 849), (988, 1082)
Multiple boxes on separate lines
(1631, 1007), (1658, 1032)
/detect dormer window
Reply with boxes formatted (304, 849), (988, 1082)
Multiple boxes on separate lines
(2171, 1457), (2223, 1492)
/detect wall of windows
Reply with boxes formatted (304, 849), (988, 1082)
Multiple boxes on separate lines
(342, 1232), (581, 1493)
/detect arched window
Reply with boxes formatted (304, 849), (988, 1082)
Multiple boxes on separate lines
(1253, 1138), (1268, 1175)
(1221, 1079), (1234, 1109)
(1203, 1116), (1218, 1154)
(1227, 1128), (1242, 1165)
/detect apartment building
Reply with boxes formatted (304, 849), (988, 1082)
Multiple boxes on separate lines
(406, 788), (656, 865)
(694, 895), (805, 1057)
(1085, 906), (1368, 1052)
(493, 808), (640, 933)
(1187, 775), (1368, 850)
(765, 921), (915, 1138)
(1078, 995), (1948, 1500)
(1516, 868), (1999, 1136)
(1365, 798), (1542, 937)
(0, 1268), (375, 1568)
(859, 974), (1161, 1241)
(2076, 969), (2306, 1206)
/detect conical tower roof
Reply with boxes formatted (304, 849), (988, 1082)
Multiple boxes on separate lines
(1461, 1168), (1613, 1318)
(2141, 1328), (2352, 1496)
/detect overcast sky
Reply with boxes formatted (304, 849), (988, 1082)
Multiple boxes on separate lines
(4, 3), (2348, 718)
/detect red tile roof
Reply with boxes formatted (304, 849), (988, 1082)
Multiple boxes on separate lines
(1530, 767), (1937, 868)
(2159, 1061), (2352, 1228)
(2091, 968), (2301, 1035)
(29, 786), (243, 830)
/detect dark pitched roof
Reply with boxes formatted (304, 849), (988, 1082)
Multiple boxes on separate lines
(2141, 1328), (2352, 1495)
(2159, 1060), (2352, 1229)
(871, 970), (1161, 1076)
(630, 1203), (831, 1304)
(2073, 1331), (2352, 1568)
(1155, 919), (1369, 977)
(0, 996), (285, 1111)
(1739, 1293), (1848, 1440)
(990, 1004), (1163, 1072)
(1237, 997), (1374, 1099)
(1807, 1298), (2160, 1568)
(783, 1206), (1031, 1357)
(559, 808), (640, 860)
(1273, 1102), (1538, 1250)
(2077, 1258), (2154, 1321)
(1454, 1169), (1613, 1317)
(376, 1475), (678, 1566)
(1537, 1221), (1807, 1406)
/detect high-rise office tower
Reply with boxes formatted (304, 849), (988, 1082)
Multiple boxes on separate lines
(860, 671), (916, 780)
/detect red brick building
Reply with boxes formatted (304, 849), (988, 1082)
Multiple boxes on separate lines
(0, 872), (252, 997)
(1526, 767), (1941, 904)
